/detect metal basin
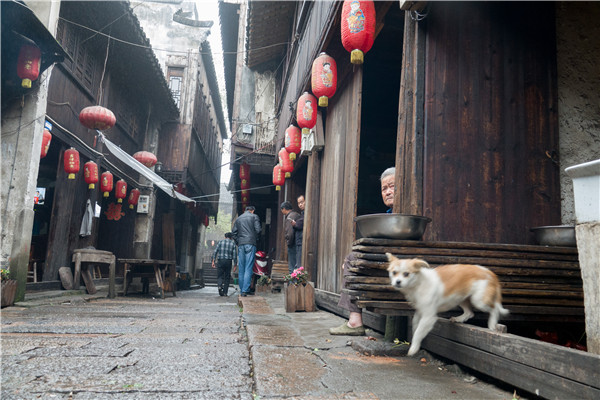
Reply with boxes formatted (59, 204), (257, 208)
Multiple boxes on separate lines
(530, 225), (576, 247)
(355, 213), (431, 240)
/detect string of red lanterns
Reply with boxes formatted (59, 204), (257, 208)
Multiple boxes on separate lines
(64, 148), (80, 179)
(101, 171), (113, 198)
(115, 179), (127, 203)
(278, 148), (294, 178)
(128, 188), (141, 209)
(296, 92), (318, 135)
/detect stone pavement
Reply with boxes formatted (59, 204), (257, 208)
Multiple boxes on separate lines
(1, 286), (519, 399)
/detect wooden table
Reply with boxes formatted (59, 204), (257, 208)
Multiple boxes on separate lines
(118, 258), (176, 299)
(72, 249), (116, 298)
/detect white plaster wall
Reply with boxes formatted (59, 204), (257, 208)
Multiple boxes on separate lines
(556, 2), (600, 224)
(254, 71), (277, 152)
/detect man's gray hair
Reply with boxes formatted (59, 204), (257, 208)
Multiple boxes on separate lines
(380, 167), (395, 181)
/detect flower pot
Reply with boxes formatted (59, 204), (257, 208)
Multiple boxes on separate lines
(1, 280), (18, 308)
(284, 281), (315, 312)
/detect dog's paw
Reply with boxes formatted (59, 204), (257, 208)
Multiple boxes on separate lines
(407, 346), (419, 356)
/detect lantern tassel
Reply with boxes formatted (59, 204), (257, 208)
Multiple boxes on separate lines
(22, 78), (32, 89)
(117, 199), (123, 203)
(350, 49), (364, 64)
(289, 153), (297, 161)
(276, 185), (281, 191)
(285, 172), (291, 178)
(318, 96), (329, 107)
(129, 205), (134, 209)
(103, 192), (109, 198)
(68, 173), (75, 180)
(89, 183), (95, 190)
(302, 128), (310, 135)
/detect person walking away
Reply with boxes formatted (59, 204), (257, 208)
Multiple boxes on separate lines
(232, 206), (262, 297)
(291, 194), (305, 269)
(330, 167), (396, 336)
(211, 232), (237, 296)
(280, 201), (300, 274)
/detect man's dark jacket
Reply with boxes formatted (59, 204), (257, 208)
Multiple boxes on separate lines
(232, 211), (261, 246)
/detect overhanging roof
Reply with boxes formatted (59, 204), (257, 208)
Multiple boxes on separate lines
(218, 1), (240, 126)
(245, 1), (296, 70)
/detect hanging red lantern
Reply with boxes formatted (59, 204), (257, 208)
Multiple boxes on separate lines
(273, 165), (285, 191)
(79, 106), (116, 131)
(63, 148), (80, 180)
(311, 52), (338, 107)
(40, 129), (52, 159)
(115, 179), (127, 203)
(296, 92), (318, 135)
(101, 171), (114, 198)
(341, 0), (376, 64)
(84, 161), (99, 189)
(241, 189), (250, 204)
(128, 188), (141, 209)
(133, 151), (157, 168)
(239, 163), (250, 181)
(278, 148), (294, 178)
(17, 44), (41, 89)
(284, 125), (302, 161)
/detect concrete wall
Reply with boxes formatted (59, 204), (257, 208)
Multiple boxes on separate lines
(556, 2), (600, 224)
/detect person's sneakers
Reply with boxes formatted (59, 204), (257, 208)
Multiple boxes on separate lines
(218, 288), (224, 297)
(329, 323), (366, 336)
(240, 293), (247, 297)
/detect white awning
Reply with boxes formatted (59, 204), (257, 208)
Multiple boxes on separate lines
(100, 134), (194, 203)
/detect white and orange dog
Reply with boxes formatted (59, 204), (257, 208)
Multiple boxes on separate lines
(386, 254), (509, 356)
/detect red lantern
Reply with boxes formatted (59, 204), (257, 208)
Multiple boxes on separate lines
(311, 52), (337, 107)
(40, 129), (52, 159)
(84, 161), (99, 189)
(278, 148), (294, 178)
(128, 188), (141, 209)
(241, 189), (250, 204)
(133, 151), (157, 168)
(101, 171), (113, 198)
(63, 148), (80, 180)
(115, 179), (127, 203)
(79, 106), (116, 131)
(341, 0), (376, 64)
(17, 44), (41, 89)
(273, 165), (285, 191)
(296, 92), (318, 135)
(239, 163), (250, 180)
(284, 125), (302, 161)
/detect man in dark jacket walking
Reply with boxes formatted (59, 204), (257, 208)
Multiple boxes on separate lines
(280, 201), (300, 274)
(232, 206), (262, 297)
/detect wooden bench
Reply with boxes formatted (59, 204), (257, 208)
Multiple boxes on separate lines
(347, 238), (583, 322)
(118, 258), (176, 299)
(72, 249), (116, 298)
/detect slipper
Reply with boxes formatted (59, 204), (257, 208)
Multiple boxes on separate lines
(329, 322), (365, 336)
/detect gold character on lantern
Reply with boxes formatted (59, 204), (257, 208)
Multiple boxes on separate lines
(303, 100), (313, 121)
(347, 0), (365, 33)
(321, 62), (333, 87)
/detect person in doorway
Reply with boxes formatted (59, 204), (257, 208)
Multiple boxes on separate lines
(291, 194), (305, 268)
(211, 232), (237, 296)
(232, 205), (262, 297)
(329, 167), (396, 336)
(280, 201), (300, 274)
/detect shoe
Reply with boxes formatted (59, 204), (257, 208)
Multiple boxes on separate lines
(247, 291), (255, 296)
(240, 293), (247, 297)
(218, 288), (224, 296)
(329, 323), (366, 336)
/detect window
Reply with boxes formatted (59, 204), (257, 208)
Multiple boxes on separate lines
(167, 67), (184, 109)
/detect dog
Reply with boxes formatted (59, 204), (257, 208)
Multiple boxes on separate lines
(386, 254), (509, 356)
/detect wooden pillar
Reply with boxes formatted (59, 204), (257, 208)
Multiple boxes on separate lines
(394, 13), (426, 215)
(303, 151), (322, 283)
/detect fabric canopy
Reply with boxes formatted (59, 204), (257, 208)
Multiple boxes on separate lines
(101, 134), (194, 203)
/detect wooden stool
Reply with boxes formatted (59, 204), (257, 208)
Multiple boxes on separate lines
(72, 249), (116, 298)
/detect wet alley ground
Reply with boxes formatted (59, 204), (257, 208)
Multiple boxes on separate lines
(1, 286), (519, 399)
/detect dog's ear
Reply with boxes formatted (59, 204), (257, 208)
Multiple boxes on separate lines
(385, 253), (397, 262)
(412, 259), (430, 270)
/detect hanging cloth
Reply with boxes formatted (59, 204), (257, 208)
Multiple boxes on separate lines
(80, 199), (93, 237)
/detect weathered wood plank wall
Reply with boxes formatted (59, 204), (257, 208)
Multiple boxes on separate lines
(317, 70), (363, 293)
(422, 2), (559, 244)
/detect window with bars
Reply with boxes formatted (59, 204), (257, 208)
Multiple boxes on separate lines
(167, 67), (184, 109)
(56, 19), (97, 93)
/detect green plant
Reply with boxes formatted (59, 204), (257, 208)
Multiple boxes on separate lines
(1, 267), (10, 282)
(283, 266), (308, 286)
(256, 275), (272, 286)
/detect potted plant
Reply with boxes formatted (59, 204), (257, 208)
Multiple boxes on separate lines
(256, 275), (272, 292)
(283, 267), (315, 312)
(1, 266), (18, 308)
